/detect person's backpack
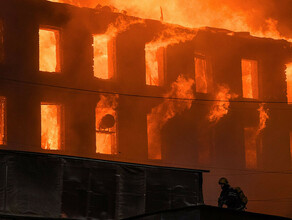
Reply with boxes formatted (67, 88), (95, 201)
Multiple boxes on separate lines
(234, 187), (248, 206)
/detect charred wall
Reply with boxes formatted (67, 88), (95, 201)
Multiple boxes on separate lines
(0, 0), (291, 170)
(0, 0), (292, 217)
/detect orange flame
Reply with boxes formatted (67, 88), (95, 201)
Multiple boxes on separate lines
(0, 97), (6, 145)
(208, 85), (238, 123)
(47, 0), (292, 43)
(96, 95), (118, 154)
(286, 63), (292, 103)
(39, 28), (60, 73)
(41, 103), (62, 150)
(195, 56), (208, 93)
(242, 59), (259, 99)
(93, 35), (111, 79)
(245, 104), (269, 168)
(257, 103), (269, 134)
(145, 26), (197, 86)
(93, 16), (144, 79)
(147, 75), (194, 159)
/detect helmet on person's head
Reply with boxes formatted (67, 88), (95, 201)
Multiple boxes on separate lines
(218, 177), (229, 185)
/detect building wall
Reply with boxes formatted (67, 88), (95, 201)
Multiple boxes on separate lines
(0, 0), (292, 218)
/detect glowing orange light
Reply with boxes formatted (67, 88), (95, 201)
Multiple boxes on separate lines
(96, 95), (118, 154)
(257, 104), (269, 134)
(93, 35), (114, 79)
(0, 97), (6, 145)
(286, 63), (292, 103)
(209, 85), (238, 123)
(244, 127), (258, 169)
(145, 45), (165, 86)
(195, 56), (208, 93)
(242, 59), (258, 99)
(41, 103), (62, 150)
(147, 75), (194, 159)
(39, 28), (60, 73)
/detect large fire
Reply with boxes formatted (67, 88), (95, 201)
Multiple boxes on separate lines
(96, 95), (118, 154)
(145, 27), (196, 86)
(147, 75), (194, 159)
(48, 0), (292, 43)
(41, 103), (62, 150)
(208, 85), (238, 123)
(39, 28), (60, 73)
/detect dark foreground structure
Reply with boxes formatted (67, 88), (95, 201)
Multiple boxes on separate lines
(0, 150), (205, 219)
(125, 206), (292, 220)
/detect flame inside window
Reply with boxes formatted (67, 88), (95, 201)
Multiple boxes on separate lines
(93, 35), (115, 80)
(285, 63), (292, 103)
(242, 59), (258, 99)
(39, 28), (60, 73)
(0, 97), (6, 145)
(147, 76), (194, 160)
(145, 45), (165, 86)
(41, 103), (62, 150)
(195, 56), (208, 93)
(96, 96), (117, 154)
(244, 127), (258, 169)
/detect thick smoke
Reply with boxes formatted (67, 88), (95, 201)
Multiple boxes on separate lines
(52, 0), (292, 39)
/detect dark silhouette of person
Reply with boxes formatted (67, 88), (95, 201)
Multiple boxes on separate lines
(218, 177), (247, 211)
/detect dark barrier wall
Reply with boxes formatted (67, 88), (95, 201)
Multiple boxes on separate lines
(125, 205), (292, 220)
(0, 150), (205, 219)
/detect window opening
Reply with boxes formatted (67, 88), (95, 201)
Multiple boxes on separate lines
(39, 28), (60, 72)
(242, 59), (258, 99)
(41, 103), (63, 150)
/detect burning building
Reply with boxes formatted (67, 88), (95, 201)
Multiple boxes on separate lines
(0, 0), (291, 219)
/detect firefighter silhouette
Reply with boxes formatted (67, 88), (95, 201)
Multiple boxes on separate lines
(218, 177), (247, 211)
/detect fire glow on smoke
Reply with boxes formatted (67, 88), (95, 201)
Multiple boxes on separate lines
(147, 75), (194, 160)
(208, 85), (238, 123)
(244, 104), (269, 169)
